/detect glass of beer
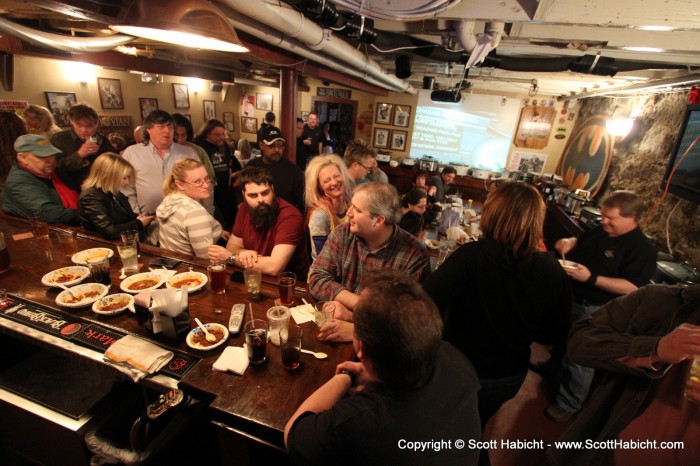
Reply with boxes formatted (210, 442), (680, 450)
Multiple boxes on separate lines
(207, 261), (227, 294)
(278, 272), (296, 306)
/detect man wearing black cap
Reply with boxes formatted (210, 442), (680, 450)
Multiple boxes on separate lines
(3, 134), (79, 224)
(246, 125), (305, 213)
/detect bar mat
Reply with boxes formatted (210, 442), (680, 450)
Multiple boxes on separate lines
(0, 297), (200, 381)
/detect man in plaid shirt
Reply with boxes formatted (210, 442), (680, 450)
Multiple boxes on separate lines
(309, 182), (431, 341)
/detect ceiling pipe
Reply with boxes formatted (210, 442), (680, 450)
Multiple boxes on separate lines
(215, 0), (415, 93)
(221, 8), (406, 92)
(0, 16), (135, 52)
(560, 73), (700, 100)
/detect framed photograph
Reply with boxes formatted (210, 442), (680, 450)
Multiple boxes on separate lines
(97, 77), (124, 109)
(138, 98), (159, 122)
(390, 130), (407, 151)
(393, 105), (411, 127)
(256, 93), (273, 111)
(375, 103), (393, 125)
(203, 100), (216, 120)
(373, 127), (389, 149)
(223, 112), (235, 132)
(301, 111), (309, 123)
(173, 83), (190, 109)
(44, 91), (76, 127)
(241, 116), (258, 134)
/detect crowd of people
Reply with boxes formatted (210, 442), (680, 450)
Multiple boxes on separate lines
(2, 102), (695, 466)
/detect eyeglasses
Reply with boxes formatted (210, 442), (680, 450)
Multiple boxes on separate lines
(183, 177), (211, 187)
(358, 162), (376, 174)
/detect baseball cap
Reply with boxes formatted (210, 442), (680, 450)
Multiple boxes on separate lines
(259, 126), (286, 145)
(14, 134), (62, 157)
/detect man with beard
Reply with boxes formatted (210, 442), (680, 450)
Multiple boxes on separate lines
(246, 125), (305, 213)
(208, 167), (308, 277)
(194, 118), (242, 229)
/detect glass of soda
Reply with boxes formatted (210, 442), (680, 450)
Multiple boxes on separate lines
(244, 319), (268, 365)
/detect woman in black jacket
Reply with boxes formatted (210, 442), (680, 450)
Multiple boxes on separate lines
(78, 153), (154, 240)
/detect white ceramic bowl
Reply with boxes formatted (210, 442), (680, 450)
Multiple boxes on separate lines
(120, 272), (165, 294)
(41, 266), (90, 288)
(56, 283), (109, 308)
(92, 293), (134, 315)
(186, 323), (229, 351)
(71, 248), (114, 265)
(166, 272), (208, 293)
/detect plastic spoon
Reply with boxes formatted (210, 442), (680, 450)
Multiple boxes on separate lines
(301, 348), (328, 359)
(195, 317), (216, 342)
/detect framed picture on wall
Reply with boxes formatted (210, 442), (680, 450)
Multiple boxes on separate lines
(97, 77), (124, 109)
(203, 100), (216, 120)
(301, 111), (309, 123)
(173, 83), (190, 109)
(375, 103), (393, 125)
(256, 93), (273, 111)
(138, 98), (159, 122)
(223, 112), (235, 131)
(373, 127), (389, 149)
(393, 105), (411, 127)
(390, 130), (407, 151)
(44, 91), (76, 127)
(241, 116), (257, 134)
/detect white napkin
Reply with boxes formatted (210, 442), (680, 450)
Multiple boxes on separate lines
(104, 335), (174, 382)
(446, 226), (469, 242)
(149, 268), (177, 280)
(212, 346), (249, 375)
(290, 303), (315, 324)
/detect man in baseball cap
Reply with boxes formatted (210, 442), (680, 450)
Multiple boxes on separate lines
(2, 134), (79, 224)
(246, 126), (305, 212)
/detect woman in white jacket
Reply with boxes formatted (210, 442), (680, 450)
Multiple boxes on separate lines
(157, 158), (223, 259)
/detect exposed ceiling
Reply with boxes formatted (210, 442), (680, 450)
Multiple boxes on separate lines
(1, 0), (699, 99)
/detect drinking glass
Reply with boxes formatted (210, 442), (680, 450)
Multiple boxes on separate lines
(244, 319), (268, 365)
(57, 229), (79, 258)
(120, 229), (139, 256)
(266, 305), (290, 346)
(87, 256), (111, 286)
(207, 261), (227, 294)
(244, 268), (262, 300)
(117, 242), (138, 272)
(314, 301), (335, 328)
(278, 272), (296, 306)
(280, 326), (303, 370)
(28, 214), (49, 240)
(687, 355), (700, 405)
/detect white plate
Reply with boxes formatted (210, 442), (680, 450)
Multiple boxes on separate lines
(55, 283), (109, 308)
(120, 272), (165, 294)
(71, 248), (114, 265)
(166, 272), (208, 293)
(558, 259), (578, 270)
(186, 323), (229, 351)
(425, 239), (440, 250)
(41, 266), (90, 288)
(92, 293), (134, 315)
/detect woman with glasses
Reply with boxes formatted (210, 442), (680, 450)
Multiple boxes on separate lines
(157, 158), (223, 259)
(304, 154), (353, 259)
(79, 153), (154, 240)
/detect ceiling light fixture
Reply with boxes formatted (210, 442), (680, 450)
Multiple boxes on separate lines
(110, 0), (249, 53)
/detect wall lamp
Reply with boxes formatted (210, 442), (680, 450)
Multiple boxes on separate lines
(110, 0), (249, 53)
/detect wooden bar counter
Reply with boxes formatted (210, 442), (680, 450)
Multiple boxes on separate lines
(0, 214), (353, 462)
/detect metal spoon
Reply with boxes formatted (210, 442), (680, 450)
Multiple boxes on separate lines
(301, 348), (328, 359)
(195, 317), (216, 342)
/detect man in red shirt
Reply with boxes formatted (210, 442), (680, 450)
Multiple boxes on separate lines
(208, 167), (308, 277)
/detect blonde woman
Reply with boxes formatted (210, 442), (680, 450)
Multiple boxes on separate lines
(304, 154), (353, 259)
(23, 105), (62, 138)
(235, 138), (253, 167)
(157, 158), (223, 259)
(79, 153), (154, 240)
